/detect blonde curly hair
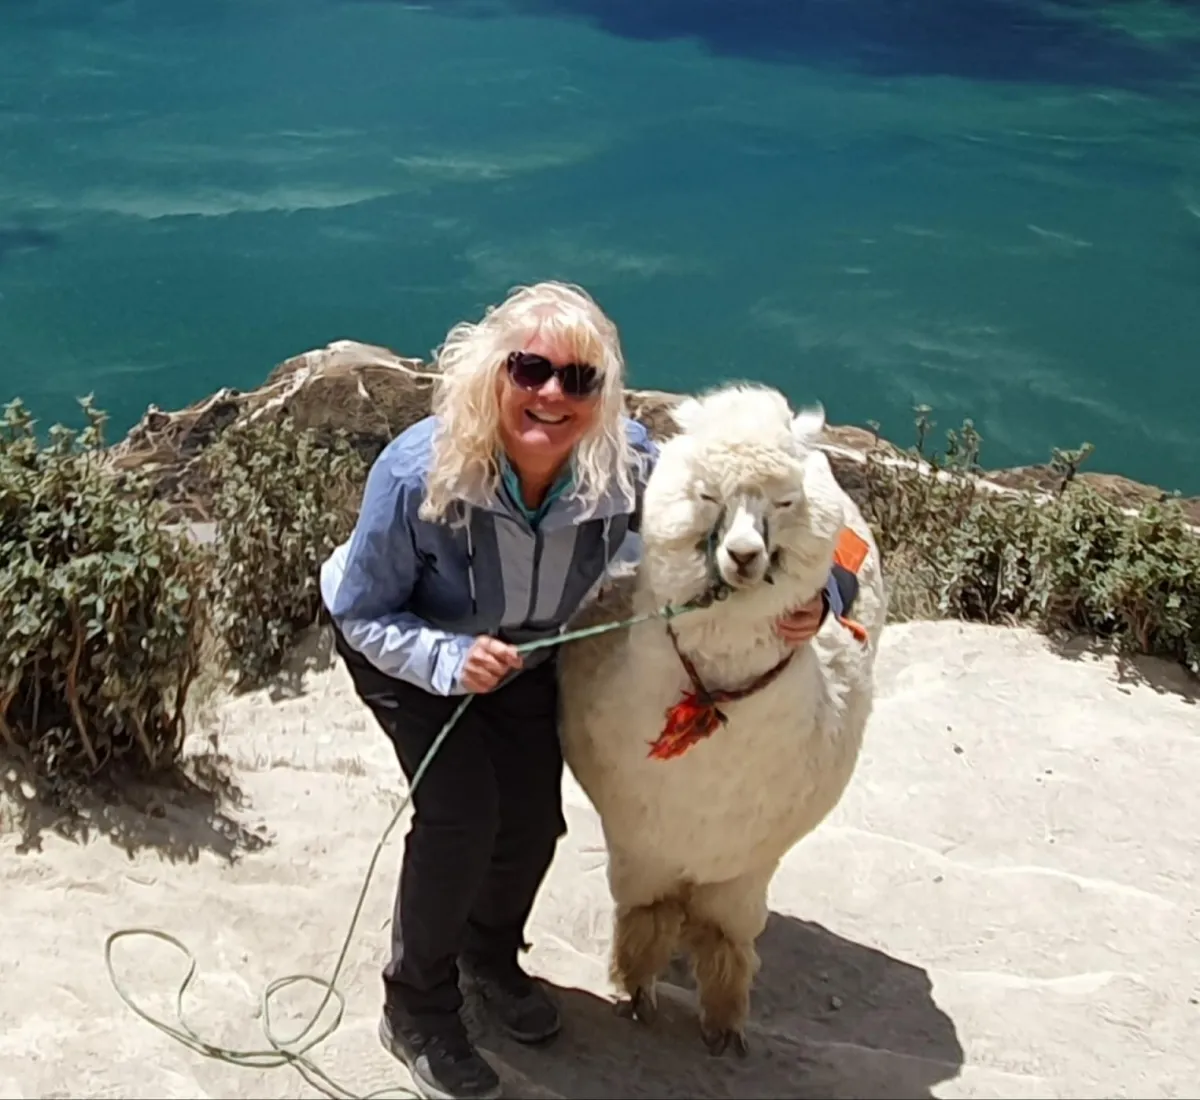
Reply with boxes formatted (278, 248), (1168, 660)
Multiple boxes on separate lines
(420, 281), (638, 524)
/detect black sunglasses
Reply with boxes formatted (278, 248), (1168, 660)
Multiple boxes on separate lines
(505, 350), (602, 399)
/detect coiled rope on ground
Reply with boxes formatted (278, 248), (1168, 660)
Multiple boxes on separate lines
(104, 595), (707, 1100)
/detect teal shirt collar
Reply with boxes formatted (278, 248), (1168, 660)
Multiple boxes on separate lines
(498, 454), (575, 529)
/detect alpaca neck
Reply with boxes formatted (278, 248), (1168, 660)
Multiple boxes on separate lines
(667, 617), (796, 702)
(639, 544), (834, 694)
(658, 582), (808, 695)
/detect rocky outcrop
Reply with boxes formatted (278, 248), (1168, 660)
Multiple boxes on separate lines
(106, 341), (434, 520)
(106, 339), (1199, 527)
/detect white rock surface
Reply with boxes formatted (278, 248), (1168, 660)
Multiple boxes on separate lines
(2, 621), (1197, 1099)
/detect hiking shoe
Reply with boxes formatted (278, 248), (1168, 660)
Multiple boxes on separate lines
(461, 958), (562, 1044)
(378, 1008), (502, 1100)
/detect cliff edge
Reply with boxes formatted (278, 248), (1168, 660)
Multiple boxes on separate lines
(103, 339), (1200, 527)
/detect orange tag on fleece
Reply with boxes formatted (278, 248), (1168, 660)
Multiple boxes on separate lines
(831, 528), (871, 646)
(833, 527), (870, 575)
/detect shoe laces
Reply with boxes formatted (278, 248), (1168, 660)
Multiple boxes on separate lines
(426, 1028), (481, 1067)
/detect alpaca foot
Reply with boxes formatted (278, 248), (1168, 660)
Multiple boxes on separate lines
(683, 916), (757, 1062)
(701, 1023), (749, 1058)
(613, 984), (658, 1025)
(610, 898), (682, 1024)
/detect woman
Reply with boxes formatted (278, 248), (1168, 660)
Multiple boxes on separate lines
(320, 282), (828, 1100)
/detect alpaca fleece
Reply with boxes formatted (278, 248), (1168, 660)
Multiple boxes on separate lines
(557, 383), (888, 1053)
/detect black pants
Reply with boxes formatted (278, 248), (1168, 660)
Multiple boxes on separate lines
(332, 626), (567, 1029)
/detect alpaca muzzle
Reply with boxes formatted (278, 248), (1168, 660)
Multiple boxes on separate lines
(703, 503), (778, 594)
(718, 543), (768, 587)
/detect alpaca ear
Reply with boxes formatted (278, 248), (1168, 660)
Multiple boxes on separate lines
(669, 396), (703, 434)
(791, 403), (826, 445)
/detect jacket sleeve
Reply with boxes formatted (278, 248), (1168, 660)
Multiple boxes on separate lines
(324, 453), (475, 697)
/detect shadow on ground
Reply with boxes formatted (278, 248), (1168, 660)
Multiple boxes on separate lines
(369, 0), (1200, 92)
(1051, 633), (1199, 705)
(220, 621), (340, 704)
(0, 623), (337, 860)
(0, 741), (272, 862)
(481, 912), (962, 1099)
(261, 621), (340, 703)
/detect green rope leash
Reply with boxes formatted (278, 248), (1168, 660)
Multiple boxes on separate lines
(104, 597), (701, 1100)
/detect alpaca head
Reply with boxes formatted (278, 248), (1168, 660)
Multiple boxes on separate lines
(641, 384), (846, 608)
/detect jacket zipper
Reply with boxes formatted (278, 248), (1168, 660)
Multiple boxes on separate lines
(524, 524), (544, 625)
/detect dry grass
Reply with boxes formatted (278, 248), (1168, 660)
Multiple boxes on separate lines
(242, 752), (369, 777)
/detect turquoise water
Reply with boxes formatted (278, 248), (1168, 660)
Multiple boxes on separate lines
(2, 0), (1198, 491)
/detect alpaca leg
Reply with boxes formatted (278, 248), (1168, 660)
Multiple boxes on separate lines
(606, 849), (682, 1024)
(610, 897), (685, 1025)
(683, 865), (774, 1056)
(682, 919), (758, 1056)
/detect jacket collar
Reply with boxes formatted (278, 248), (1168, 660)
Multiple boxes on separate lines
(464, 455), (637, 532)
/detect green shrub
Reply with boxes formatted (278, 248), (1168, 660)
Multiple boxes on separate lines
(1056, 489), (1200, 665)
(200, 414), (366, 688)
(0, 398), (214, 791)
(4, 382), (1193, 810)
(861, 408), (1200, 675)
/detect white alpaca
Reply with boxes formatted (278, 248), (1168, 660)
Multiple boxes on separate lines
(557, 383), (887, 1056)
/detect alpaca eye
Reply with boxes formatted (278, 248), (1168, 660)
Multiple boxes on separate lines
(774, 497), (798, 509)
(698, 492), (719, 505)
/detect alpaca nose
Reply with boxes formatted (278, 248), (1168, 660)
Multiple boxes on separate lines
(727, 548), (762, 571)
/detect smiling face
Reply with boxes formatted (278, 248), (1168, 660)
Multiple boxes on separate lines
(495, 325), (603, 491)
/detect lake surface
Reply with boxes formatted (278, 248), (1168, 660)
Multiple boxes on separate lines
(2, 0), (1198, 491)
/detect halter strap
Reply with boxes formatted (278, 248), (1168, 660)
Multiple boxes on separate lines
(665, 623), (795, 708)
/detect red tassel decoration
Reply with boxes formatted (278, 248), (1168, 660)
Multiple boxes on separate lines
(647, 693), (727, 760)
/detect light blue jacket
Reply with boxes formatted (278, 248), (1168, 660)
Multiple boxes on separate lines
(319, 415), (658, 696)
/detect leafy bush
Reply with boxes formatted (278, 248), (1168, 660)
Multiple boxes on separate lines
(0, 398), (214, 791)
(200, 414), (366, 688)
(4, 381), (1193, 812)
(861, 407), (1200, 675)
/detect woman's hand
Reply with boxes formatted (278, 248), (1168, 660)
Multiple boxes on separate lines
(774, 592), (827, 649)
(461, 635), (524, 693)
